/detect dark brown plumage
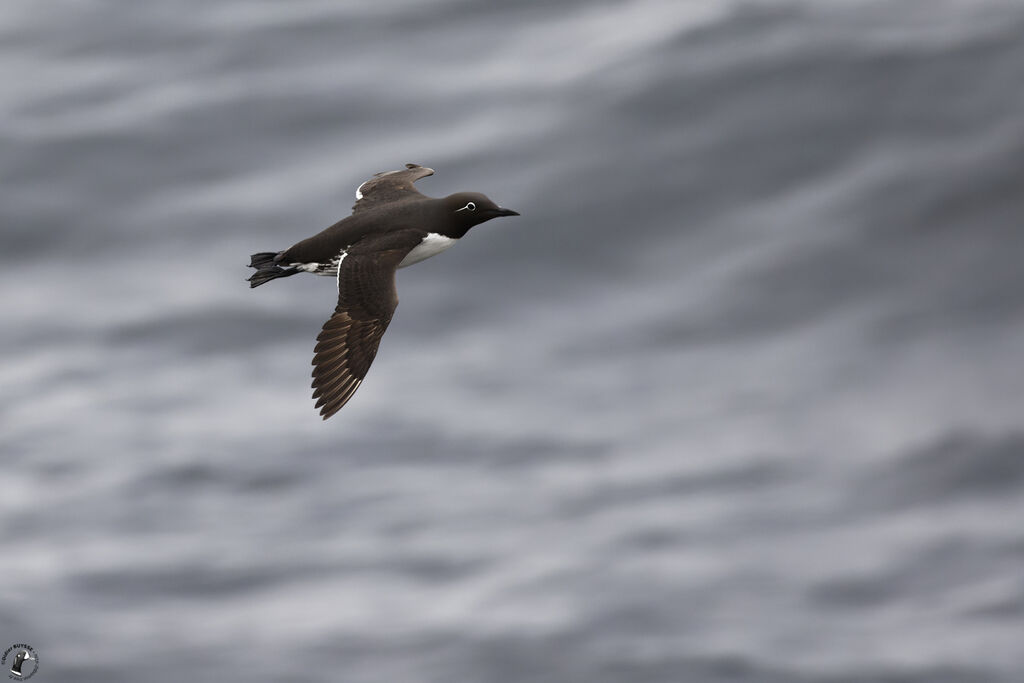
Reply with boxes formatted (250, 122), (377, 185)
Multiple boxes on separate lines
(247, 164), (519, 419)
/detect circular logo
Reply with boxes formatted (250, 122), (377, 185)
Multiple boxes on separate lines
(1, 644), (38, 680)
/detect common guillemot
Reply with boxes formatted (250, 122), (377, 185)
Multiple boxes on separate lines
(248, 164), (519, 419)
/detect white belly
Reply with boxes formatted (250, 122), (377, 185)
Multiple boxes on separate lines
(398, 233), (458, 268)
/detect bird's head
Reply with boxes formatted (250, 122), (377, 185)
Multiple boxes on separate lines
(444, 192), (519, 231)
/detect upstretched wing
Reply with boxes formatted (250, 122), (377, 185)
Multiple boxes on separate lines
(311, 229), (425, 419)
(352, 163), (434, 214)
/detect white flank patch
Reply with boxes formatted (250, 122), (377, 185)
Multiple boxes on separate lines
(335, 250), (346, 289)
(398, 233), (457, 269)
(289, 250), (346, 278)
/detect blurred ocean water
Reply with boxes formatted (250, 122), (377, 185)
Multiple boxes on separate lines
(2, 1), (1023, 681)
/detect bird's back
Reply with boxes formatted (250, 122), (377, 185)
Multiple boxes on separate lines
(280, 199), (438, 265)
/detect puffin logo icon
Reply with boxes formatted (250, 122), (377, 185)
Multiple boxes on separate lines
(1, 644), (38, 680)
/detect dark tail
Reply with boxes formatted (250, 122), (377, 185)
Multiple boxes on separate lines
(247, 251), (299, 288)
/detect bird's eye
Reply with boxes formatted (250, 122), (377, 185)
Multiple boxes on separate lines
(457, 201), (476, 213)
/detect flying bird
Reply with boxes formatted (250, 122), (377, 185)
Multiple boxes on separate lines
(247, 164), (519, 419)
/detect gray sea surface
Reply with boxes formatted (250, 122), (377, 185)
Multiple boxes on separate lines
(2, 1), (1024, 681)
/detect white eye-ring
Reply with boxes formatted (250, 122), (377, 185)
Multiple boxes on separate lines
(456, 201), (476, 213)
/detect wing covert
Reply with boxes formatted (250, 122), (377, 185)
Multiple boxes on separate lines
(352, 163), (434, 214)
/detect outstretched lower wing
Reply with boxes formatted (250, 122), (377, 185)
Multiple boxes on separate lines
(352, 163), (434, 214)
(311, 229), (425, 419)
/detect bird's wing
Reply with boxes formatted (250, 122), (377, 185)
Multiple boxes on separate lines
(352, 163), (434, 214)
(311, 229), (425, 419)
